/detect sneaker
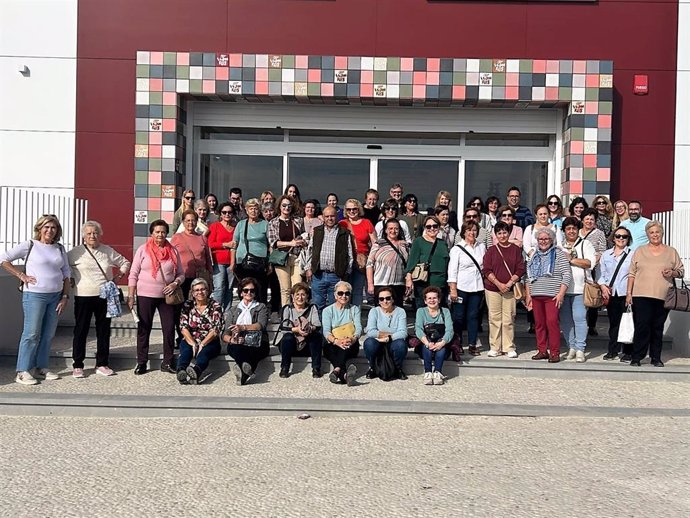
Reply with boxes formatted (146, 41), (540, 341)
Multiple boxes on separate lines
(423, 372), (434, 385)
(186, 365), (198, 385)
(345, 364), (357, 386)
(72, 368), (85, 379)
(176, 370), (189, 385)
(232, 364), (243, 386)
(432, 371), (444, 386)
(506, 351), (518, 358)
(329, 370), (340, 384)
(575, 350), (586, 363)
(34, 368), (60, 380)
(95, 366), (114, 377)
(566, 349), (577, 360)
(15, 371), (38, 385)
(487, 350), (499, 358)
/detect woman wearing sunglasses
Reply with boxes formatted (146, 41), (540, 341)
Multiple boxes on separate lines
(405, 216), (450, 309)
(545, 195), (564, 230)
(491, 206), (524, 248)
(366, 218), (409, 308)
(268, 195), (307, 307)
(172, 189), (196, 232)
(339, 199), (377, 307)
(399, 193), (425, 239)
(322, 281), (362, 386)
(207, 202), (236, 312)
(375, 198), (411, 243)
(363, 286), (409, 380)
(593, 196), (614, 241)
(222, 277), (269, 385)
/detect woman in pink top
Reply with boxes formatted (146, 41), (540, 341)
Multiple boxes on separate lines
(128, 219), (184, 375)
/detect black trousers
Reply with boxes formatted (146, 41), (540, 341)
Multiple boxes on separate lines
(136, 296), (176, 364)
(606, 296), (632, 356)
(226, 342), (270, 372)
(279, 332), (323, 370)
(631, 297), (669, 362)
(323, 341), (360, 371)
(586, 306), (599, 329)
(72, 295), (112, 368)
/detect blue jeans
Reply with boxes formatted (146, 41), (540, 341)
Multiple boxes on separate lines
(17, 291), (61, 372)
(451, 290), (483, 346)
(417, 344), (447, 373)
(177, 337), (221, 374)
(279, 332), (323, 370)
(311, 271), (341, 311)
(212, 264), (234, 312)
(363, 337), (408, 369)
(560, 293), (587, 351)
(349, 268), (366, 307)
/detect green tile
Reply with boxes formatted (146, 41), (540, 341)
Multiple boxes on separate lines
(269, 69), (282, 81)
(189, 79), (203, 93)
(479, 59), (493, 73)
(135, 132), (149, 144)
(148, 185), (161, 197)
(307, 83), (320, 96)
(163, 105), (177, 118)
(374, 70), (386, 83)
(599, 101), (613, 114)
(492, 73), (506, 86)
(282, 55), (295, 68)
(559, 87), (572, 100)
(399, 84), (413, 98)
(136, 65), (150, 78)
(519, 60), (533, 73)
(163, 52), (176, 65)
(583, 168), (597, 181)
(571, 127), (585, 140)
(149, 158), (162, 170)
(148, 210), (161, 221)
(453, 72), (465, 85)
(176, 66), (189, 79)
(135, 170), (148, 184)
(149, 92), (162, 104)
(387, 57), (400, 71)
(585, 88), (599, 101)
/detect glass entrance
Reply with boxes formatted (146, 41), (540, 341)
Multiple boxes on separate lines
(464, 161), (548, 210)
(287, 156), (370, 203)
(378, 159), (459, 213)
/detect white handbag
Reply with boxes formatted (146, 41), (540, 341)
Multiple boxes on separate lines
(617, 306), (635, 344)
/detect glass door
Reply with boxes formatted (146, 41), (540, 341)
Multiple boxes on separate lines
(464, 161), (548, 210)
(287, 155), (371, 203)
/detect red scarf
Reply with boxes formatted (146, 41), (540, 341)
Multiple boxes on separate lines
(145, 238), (175, 280)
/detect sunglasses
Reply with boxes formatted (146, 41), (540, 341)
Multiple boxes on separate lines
(596, 201), (607, 205)
(614, 234), (630, 239)
(184, 196), (195, 200)
(345, 207), (359, 212)
(465, 215), (478, 219)
(501, 214), (513, 218)
(384, 207), (396, 212)
(221, 210), (233, 215)
(425, 224), (439, 229)
(336, 291), (351, 297)
(547, 201), (559, 206)
(241, 288), (256, 294)
(378, 296), (393, 302)
(281, 203), (292, 208)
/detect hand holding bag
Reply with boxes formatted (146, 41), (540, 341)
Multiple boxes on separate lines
(495, 245), (524, 300)
(331, 307), (356, 339)
(269, 219), (296, 266)
(157, 252), (184, 305)
(664, 278), (690, 312)
(411, 239), (438, 283)
(617, 306), (635, 343)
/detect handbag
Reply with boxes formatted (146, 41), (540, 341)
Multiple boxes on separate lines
(423, 322), (445, 343)
(331, 307), (356, 339)
(156, 252), (184, 305)
(664, 278), (690, 312)
(269, 219), (297, 266)
(240, 220), (268, 273)
(411, 239), (438, 283)
(84, 243), (126, 302)
(230, 329), (262, 347)
(373, 343), (397, 381)
(617, 306), (635, 343)
(495, 245), (524, 301)
(583, 271), (603, 309)
(17, 240), (35, 292)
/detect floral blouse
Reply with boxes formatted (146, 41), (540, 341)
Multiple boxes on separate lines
(179, 299), (224, 342)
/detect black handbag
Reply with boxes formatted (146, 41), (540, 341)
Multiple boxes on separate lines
(423, 322), (445, 342)
(373, 343), (398, 381)
(240, 220), (267, 273)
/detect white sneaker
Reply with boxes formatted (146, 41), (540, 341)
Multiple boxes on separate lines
(15, 371), (38, 385)
(575, 350), (586, 363)
(33, 368), (60, 380)
(566, 349), (577, 360)
(423, 372), (434, 385)
(432, 371), (444, 386)
(95, 366), (114, 376)
(72, 368), (85, 378)
(487, 350), (499, 357)
(507, 351), (518, 358)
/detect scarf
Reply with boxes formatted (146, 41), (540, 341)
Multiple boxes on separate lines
(99, 280), (122, 318)
(145, 238), (174, 280)
(527, 246), (556, 282)
(236, 299), (258, 326)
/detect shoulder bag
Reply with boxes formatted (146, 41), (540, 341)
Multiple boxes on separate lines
(582, 242), (603, 308)
(240, 220), (268, 273)
(331, 307), (356, 339)
(84, 244), (125, 303)
(411, 239), (438, 283)
(423, 311), (445, 342)
(665, 278), (690, 312)
(155, 251), (184, 305)
(268, 219), (295, 267)
(17, 240), (34, 292)
(495, 245), (524, 301)
(373, 342), (398, 381)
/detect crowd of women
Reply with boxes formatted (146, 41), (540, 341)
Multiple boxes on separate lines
(0, 186), (684, 387)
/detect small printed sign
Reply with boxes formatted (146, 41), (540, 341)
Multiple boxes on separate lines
(216, 54), (229, 66)
(269, 55), (282, 68)
(335, 70), (348, 83)
(161, 185), (176, 198)
(135, 211), (148, 224)
(571, 101), (585, 114)
(374, 84), (386, 97)
(492, 60), (506, 73)
(149, 119), (162, 131)
(229, 81), (242, 94)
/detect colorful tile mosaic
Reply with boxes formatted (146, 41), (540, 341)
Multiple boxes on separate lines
(133, 51), (613, 248)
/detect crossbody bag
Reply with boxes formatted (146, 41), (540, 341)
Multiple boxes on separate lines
(240, 220), (268, 273)
(84, 245), (125, 303)
(495, 245), (524, 300)
(410, 239), (438, 283)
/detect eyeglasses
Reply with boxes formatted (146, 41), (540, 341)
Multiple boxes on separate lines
(425, 224), (439, 230)
(407, 199), (417, 203)
(221, 211), (233, 215)
(378, 296), (393, 302)
(336, 290), (351, 297)
(614, 234), (629, 240)
(192, 288), (208, 293)
(501, 213), (513, 218)
(384, 207), (396, 212)
(184, 196), (195, 200)
(241, 288), (256, 294)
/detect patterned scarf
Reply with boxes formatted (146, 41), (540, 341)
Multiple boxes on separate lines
(527, 246), (556, 282)
(145, 238), (174, 280)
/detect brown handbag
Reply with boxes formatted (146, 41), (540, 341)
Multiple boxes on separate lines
(583, 271), (603, 309)
(495, 245), (524, 301)
(156, 251), (184, 305)
(665, 278), (690, 312)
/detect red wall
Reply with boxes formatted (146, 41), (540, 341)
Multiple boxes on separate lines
(76, 0), (679, 254)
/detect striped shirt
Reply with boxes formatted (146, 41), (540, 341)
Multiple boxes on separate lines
(526, 248), (573, 297)
(366, 240), (409, 286)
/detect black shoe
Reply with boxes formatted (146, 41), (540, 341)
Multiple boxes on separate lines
(186, 365), (198, 385)
(279, 367), (290, 378)
(134, 363), (147, 375)
(329, 370), (340, 384)
(527, 324), (535, 334)
(630, 360), (641, 367)
(312, 368), (322, 378)
(365, 368), (376, 380)
(345, 364), (357, 386)
(240, 362), (253, 385)
(397, 369), (408, 381)
(603, 353), (618, 360)
(652, 360), (665, 367)
(176, 369), (189, 384)
(160, 363), (176, 374)
(588, 327), (599, 336)
(619, 354), (632, 363)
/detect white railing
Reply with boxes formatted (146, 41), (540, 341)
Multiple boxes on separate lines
(0, 187), (88, 264)
(652, 209), (690, 266)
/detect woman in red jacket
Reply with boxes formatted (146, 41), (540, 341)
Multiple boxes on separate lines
(207, 202), (236, 312)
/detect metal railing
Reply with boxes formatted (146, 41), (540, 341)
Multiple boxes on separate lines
(0, 187), (88, 263)
(652, 209), (690, 266)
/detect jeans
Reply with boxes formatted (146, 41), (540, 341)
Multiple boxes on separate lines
(451, 290), (483, 346)
(363, 337), (408, 369)
(311, 271), (341, 311)
(415, 343), (447, 373)
(177, 337), (221, 375)
(631, 297), (669, 362)
(72, 295), (112, 369)
(560, 294), (587, 351)
(17, 291), (61, 372)
(212, 263), (234, 312)
(279, 332), (323, 370)
(349, 268), (366, 307)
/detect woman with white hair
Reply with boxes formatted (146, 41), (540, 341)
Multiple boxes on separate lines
(626, 220), (684, 367)
(68, 220), (131, 378)
(322, 281), (362, 385)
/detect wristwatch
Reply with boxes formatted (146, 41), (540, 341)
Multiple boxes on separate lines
(61, 294), (70, 300)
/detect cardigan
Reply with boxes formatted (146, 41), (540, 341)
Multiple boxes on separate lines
(68, 244), (130, 297)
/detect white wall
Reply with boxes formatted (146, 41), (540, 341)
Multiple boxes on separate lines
(0, 0), (78, 195)
(675, 1), (690, 210)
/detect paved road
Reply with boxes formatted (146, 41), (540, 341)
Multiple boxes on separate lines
(0, 415), (687, 517)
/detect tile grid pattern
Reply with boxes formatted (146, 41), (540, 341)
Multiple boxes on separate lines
(134, 52), (613, 249)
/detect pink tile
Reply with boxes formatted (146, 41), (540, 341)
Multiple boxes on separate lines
(163, 92), (177, 105)
(545, 87), (559, 100)
(149, 171), (161, 184)
(308, 69), (321, 82)
(413, 71), (426, 84)
(598, 114), (612, 128)
(505, 86), (519, 99)
(570, 180), (583, 194)
(570, 141), (584, 154)
(361, 70), (374, 84)
(360, 83), (373, 97)
(216, 67), (229, 80)
(149, 79), (163, 92)
(321, 83), (334, 96)
(401, 57), (414, 71)
(583, 155), (597, 168)
(573, 60), (587, 74)
(229, 54), (243, 67)
(452, 85), (466, 100)
(161, 211), (174, 222)
(150, 52), (164, 65)
(295, 55), (308, 69)
(148, 145), (162, 158)
(148, 132), (162, 145)
(255, 68), (268, 81)
(546, 60), (559, 73)
(255, 81), (268, 95)
(533, 60), (546, 73)
(202, 80), (215, 93)
(597, 168), (611, 181)
(335, 56), (348, 69)
(506, 73), (519, 87)
(585, 101), (598, 114)
(162, 119), (176, 132)
(176, 53), (189, 66)
(427, 71), (439, 85)
(413, 84), (426, 99)
(586, 74), (599, 88)
(148, 198), (161, 210)
(427, 58), (440, 72)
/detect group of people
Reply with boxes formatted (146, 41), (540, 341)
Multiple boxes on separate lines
(0, 184), (683, 388)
